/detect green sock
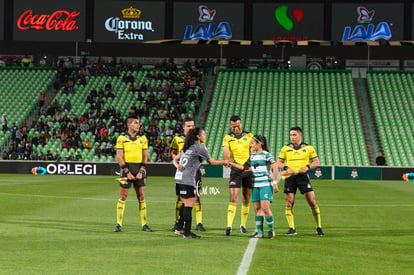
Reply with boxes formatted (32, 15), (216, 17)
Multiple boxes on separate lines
(255, 216), (264, 234)
(265, 215), (274, 232)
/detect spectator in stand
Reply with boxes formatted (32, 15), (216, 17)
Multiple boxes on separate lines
(2, 113), (7, 132)
(54, 151), (61, 161)
(63, 99), (72, 111)
(46, 150), (53, 161)
(376, 152), (386, 166)
(75, 151), (82, 161)
(10, 123), (17, 141)
(83, 138), (92, 149)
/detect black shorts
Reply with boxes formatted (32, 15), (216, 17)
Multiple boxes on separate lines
(178, 184), (196, 199)
(119, 163), (147, 188)
(229, 167), (253, 189)
(284, 173), (313, 195)
(175, 169), (202, 195)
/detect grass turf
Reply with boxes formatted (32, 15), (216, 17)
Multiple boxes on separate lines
(0, 174), (414, 274)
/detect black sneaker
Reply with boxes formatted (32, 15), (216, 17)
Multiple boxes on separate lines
(174, 229), (184, 235)
(225, 227), (232, 236)
(268, 230), (275, 239)
(142, 224), (153, 232)
(240, 226), (248, 233)
(183, 232), (201, 239)
(113, 224), (121, 232)
(171, 223), (180, 232)
(250, 232), (263, 238)
(195, 223), (206, 232)
(316, 227), (324, 236)
(285, 228), (297, 236)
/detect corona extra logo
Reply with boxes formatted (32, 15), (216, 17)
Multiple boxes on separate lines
(104, 5), (155, 41)
(121, 6), (141, 19)
(275, 5), (303, 31)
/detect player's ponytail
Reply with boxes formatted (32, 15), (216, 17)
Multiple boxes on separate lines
(183, 127), (202, 152)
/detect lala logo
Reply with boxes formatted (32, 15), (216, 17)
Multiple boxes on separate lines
(357, 6), (375, 23)
(184, 5), (232, 40)
(198, 5), (216, 22)
(342, 6), (392, 41)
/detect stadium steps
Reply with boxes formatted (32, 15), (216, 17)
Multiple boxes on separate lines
(352, 77), (379, 165)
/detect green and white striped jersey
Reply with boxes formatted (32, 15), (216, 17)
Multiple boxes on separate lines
(246, 150), (276, 188)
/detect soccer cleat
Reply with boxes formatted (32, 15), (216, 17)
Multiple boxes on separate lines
(195, 223), (206, 232)
(174, 229), (184, 235)
(250, 232), (263, 238)
(113, 224), (122, 232)
(316, 227), (324, 236)
(240, 226), (248, 234)
(142, 224), (153, 232)
(285, 228), (297, 236)
(225, 227), (232, 236)
(183, 232), (201, 239)
(268, 230), (275, 239)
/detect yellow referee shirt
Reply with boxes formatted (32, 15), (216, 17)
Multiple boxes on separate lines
(222, 131), (253, 165)
(170, 135), (185, 153)
(278, 142), (317, 173)
(116, 133), (148, 163)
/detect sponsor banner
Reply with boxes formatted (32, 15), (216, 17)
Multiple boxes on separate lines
(309, 166), (332, 180)
(332, 4), (403, 42)
(252, 3), (324, 42)
(335, 166), (382, 180)
(0, 161), (176, 176)
(94, 1), (165, 42)
(173, 2), (244, 40)
(13, 0), (85, 41)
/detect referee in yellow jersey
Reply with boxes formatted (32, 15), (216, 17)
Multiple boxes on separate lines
(277, 126), (324, 236)
(113, 116), (152, 233)
(222, 115), (254, 236)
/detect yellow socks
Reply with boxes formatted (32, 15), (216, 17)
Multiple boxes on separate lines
(138, 200), (147, 226)
(285, 207), (295, 229)
(311, 206), (322, 228)
(194, 202), (202, 225)
(116, 199), (126, 226)
(241, 204), (250, 228)
(175, 201), (183, 223)
(226, 203), (237, 228)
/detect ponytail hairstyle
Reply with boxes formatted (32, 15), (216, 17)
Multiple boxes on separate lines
(253, 135), (269, 152)
(183, 127), (203, 152)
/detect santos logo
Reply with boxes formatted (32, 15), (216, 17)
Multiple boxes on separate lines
(271, 5), (308, 41)
(275, 5), (304, 31)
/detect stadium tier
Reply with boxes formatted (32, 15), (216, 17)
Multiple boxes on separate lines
(367, 71), (414, 167)
(0, 68), (55, 148)
(205, 69), (370, 166)
(30, 68), (200, 162)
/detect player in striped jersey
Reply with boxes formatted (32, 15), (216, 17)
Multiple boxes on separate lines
(230, 135), (279, 239)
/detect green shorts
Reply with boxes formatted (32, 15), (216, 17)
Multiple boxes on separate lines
(252, 186), (273, 203)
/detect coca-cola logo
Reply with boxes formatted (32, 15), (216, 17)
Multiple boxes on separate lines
(17, 9), (80, 31)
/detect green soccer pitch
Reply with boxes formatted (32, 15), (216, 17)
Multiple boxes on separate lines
(1, 174), (414, 274)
